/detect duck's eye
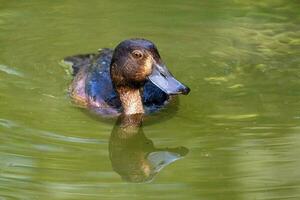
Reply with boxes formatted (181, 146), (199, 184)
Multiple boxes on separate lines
(132, 50), (143, 59)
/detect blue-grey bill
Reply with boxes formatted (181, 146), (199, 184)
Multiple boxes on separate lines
(149, 64), (190, 95)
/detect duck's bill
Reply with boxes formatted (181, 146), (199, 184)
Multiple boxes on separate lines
(148, 64), (190, 95)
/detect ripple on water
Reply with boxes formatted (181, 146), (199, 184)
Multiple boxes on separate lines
(0, 64), (24, 77)
(0, 118), (18, 128)
(208, 114), (259, 120)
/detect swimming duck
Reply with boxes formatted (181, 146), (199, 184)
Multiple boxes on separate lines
(64, 39), (190, 116)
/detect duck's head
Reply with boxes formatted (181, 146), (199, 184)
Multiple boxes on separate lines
(110, 39), (190, 95)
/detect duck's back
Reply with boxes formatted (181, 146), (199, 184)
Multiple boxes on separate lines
(65, 49), (169, 116)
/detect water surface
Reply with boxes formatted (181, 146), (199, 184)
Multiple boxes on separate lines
(1, 0), (300, 199)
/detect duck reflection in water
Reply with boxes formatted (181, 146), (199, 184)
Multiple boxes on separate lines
(109, 114), (189, 183)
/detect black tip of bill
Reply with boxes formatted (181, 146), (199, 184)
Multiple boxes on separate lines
(179, 85), (190, 95)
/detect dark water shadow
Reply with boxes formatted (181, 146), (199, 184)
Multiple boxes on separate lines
(109, 114), (188, 183)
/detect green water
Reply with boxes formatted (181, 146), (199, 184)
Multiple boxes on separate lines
(1, 0), (300, 199)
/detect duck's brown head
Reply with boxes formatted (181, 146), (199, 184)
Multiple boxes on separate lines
(110, 39), (190, 95)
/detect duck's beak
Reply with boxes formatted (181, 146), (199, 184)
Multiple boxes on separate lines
(148, 63), (190, 95)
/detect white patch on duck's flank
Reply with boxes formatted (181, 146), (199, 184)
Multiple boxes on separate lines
(0, 64), (24, 77)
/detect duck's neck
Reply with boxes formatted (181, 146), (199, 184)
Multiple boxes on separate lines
(117, 87), (144, 115)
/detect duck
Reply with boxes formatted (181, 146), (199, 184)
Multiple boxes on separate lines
(64, 39), (190, 116)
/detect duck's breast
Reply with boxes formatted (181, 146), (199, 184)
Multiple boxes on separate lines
(143, 81), (169, 113)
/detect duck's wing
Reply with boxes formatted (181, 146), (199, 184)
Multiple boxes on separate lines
(85, 49), (122, 111)
(65, 49), (121, 116)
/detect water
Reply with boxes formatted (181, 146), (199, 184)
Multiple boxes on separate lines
(1, 0), (300, 199)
